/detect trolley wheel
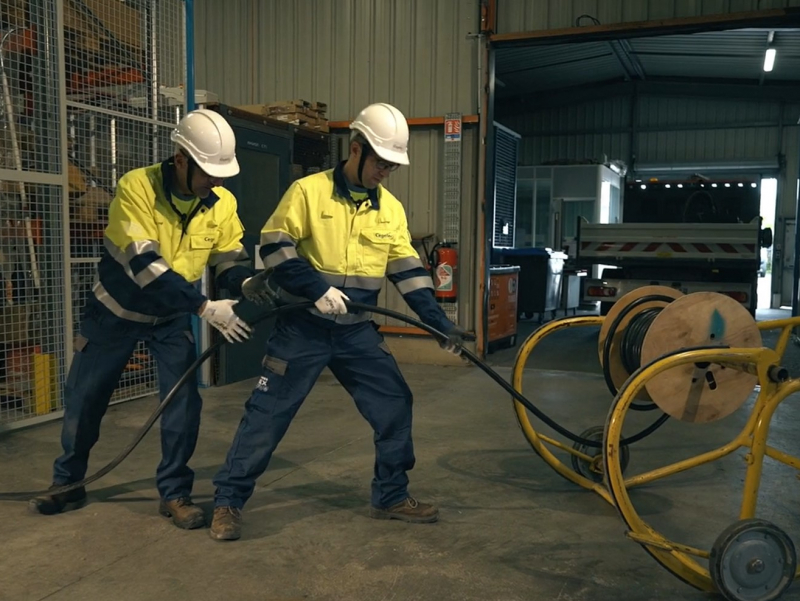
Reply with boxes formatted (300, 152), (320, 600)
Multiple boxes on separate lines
(570, 425), (630, 483)
(709, 518), (796, 601)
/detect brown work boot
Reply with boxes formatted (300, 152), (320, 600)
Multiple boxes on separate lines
(209, 506), (242, 541)
(158, 497), (206, 529)
(28, 484), (87, 515)
(369, 496), (439, 523)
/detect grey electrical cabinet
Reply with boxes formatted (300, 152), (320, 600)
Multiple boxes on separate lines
(210, 105), (333, 386)
(209, 105), (292, 387)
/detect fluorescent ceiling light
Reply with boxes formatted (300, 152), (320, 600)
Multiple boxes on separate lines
(764, 48), (776, 72)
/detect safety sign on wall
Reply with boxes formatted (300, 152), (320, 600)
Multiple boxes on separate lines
(444, 118), (462, 142)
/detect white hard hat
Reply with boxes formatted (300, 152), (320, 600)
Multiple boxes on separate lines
(349, 103), (410, 165)
(170, 109), (240, 178)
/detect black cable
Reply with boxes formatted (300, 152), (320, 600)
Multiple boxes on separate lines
(460, 343), (668, 449)
(619, 411), (670, 445)
(0, 299), (670, 502)
(0, 301), (313, 502)
(620, 308), (661, 374)
(602, 294), (677, 411)
(575, 14), (601, 26)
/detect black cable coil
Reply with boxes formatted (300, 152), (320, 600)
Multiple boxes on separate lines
(602, 294), (677, 412)
(620, 307), (662, 374)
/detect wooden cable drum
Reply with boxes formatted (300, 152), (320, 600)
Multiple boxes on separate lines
(640, 292), (761, 423)
(599, 287), (762, 423)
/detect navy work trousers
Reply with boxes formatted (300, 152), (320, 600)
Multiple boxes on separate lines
(52, 302), (203, 500)
(213, 313), (415, 510)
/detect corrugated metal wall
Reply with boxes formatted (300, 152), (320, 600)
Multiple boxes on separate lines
(501, 94), (798, 167)
(636, 96), (785, 163)
(193, 0), (481, 330)
(195, 0), (477, 119)
(503, 95), (632, 166)
(496, 0), (800, 33)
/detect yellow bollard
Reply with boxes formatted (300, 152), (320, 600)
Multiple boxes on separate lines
(33, 352), (56, 415)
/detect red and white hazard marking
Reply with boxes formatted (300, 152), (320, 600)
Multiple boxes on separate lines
(580, 241), (757, 257)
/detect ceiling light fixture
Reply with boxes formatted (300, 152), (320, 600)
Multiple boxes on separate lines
(764, 47), (776, 72)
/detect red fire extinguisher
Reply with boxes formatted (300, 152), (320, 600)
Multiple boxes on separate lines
(430, 242), (458, 303)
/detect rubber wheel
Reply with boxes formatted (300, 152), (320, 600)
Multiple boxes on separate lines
(709, 518), (796, 601)
(570, 425), (630, 483)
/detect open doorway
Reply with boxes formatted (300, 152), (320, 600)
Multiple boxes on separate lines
(758, 178), (777, 309)
(484, 12), (800, 362)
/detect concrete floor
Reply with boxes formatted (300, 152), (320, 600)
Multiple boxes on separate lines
(2, 309), (800, 601)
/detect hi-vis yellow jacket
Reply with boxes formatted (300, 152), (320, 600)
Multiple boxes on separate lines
(260, 162), (453, 331)
(92, 159), (252, 324)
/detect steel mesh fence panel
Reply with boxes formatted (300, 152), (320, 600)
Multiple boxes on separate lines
(65, 0), (185, 410)
(0, 1), (65, 425)
(0, 0), (186, 428)
(1, 184), (66, 423)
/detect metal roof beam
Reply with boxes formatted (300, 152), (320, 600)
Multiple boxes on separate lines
(607, 41), (634, 81)
(759, 30), (775, 86)
(617, 39), (647, 80)
(490, 8), (800, 47)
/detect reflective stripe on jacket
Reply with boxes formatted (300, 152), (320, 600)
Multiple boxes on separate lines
(260, 162), (452, 333)
(95, 160), (251, 324)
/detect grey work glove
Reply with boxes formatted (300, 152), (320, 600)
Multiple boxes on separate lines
(241, 271), (275, 305)
(440, 325), (468, 355)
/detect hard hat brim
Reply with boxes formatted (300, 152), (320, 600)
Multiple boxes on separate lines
(200, 157), (240, 179)
(372, 147), (410, 166)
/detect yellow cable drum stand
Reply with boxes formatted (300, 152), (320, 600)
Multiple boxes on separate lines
(512, 286), (800, 601)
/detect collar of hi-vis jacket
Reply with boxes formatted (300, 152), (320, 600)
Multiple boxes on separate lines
(159, 158), (220, 215)
(333, 161), (380, 209)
